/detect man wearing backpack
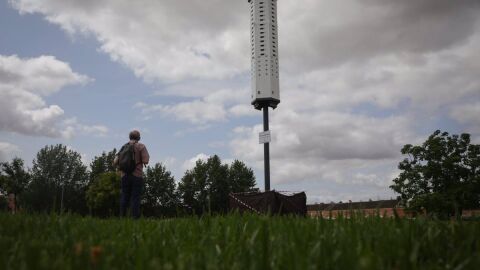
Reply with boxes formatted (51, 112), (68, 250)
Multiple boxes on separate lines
(114, 130), (150, 219)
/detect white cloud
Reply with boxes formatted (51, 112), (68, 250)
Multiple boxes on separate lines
(229, 104), (257, 117)
(162, 157), (177, 168)
(181, 153), (209, 171)
(62, 118), (109, 139)
(10, 0), (249, 83)
(65, 145), (89, 165)
(0, 142), (20, 162)
(0, 55), (111, 139)
(0, 54), (91, 95)
(0, 55), (93, 137)
(136, 100), (227, 125)
(135, 88), (250, 124)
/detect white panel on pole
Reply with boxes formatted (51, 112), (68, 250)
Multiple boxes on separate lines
(259, 130), (271, 144)
(249, 0), (280, 110)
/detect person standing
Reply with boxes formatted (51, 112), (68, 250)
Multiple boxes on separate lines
(114, 130), (149, 219)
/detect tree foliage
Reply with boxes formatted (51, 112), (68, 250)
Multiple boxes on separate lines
(143, 163), (179, 217)
(24, 145), (89, 214)
(89, 149), (117, 183)
(86, 172), (121, 217)
(390, 130), (480, 218)
(178, 155), (256, 215)
(229, 160), (257, 193)
(0, 143), (256, 217)
(0, 158), (30, 211)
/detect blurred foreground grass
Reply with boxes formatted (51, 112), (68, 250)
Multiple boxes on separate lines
(0, 213), (479, 270)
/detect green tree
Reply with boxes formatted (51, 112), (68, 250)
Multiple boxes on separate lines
(390, 130), (480, 218)
(86, 172), (120, 217)
(89, 149), (117, 183)
(178, 159), (209, 215)
(229, 160), (257, 193)
(143, 163), (179, 217)
(206, 155), (230, 213)
(24, 144), (89, 214)
(178, 155), (257, 215)
(0, 158), (30, 212)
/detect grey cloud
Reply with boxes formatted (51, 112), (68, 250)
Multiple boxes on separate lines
(0, 142), (20, 162)
(271, 112), (404, 161)
(280, 0), (480, 72)
(230, 110), (414, 186)
(0, 69), (22, 84)
(450, 102), (480, 133)
(12, 0), (480, 79)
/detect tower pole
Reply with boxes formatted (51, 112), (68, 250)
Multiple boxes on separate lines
(263, 105), (270, 191)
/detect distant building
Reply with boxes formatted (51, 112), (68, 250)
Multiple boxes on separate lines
(308, 199), (480, 218)
(307, 199), (406, 218)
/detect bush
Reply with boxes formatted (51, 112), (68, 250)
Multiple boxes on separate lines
(86, 172), (121, 217)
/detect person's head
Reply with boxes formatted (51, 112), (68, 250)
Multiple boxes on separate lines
(129, 130), (141, 141)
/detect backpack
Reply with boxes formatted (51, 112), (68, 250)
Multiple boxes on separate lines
(117, 142), (137, 174)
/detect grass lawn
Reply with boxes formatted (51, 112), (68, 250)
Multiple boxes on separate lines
(0, 213), (479, 269)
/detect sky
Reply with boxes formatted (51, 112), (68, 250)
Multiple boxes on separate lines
(1, 0), (479, 203)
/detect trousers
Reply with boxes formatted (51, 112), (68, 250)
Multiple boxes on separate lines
(120, 174), (143, 219)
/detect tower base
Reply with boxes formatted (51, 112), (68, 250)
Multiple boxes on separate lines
(229, 191), (307, 216)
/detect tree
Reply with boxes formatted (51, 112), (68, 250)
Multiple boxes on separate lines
(86, 172), (121, 217)
(178, 159), (210, 215)
(228, 160), (257, 193)
(89, 149), (117, 183)
(390, 130), (480, 218)
(0, 158), (30, 212)
(143, 163), (179, 217)
(178, 155), (257, 215)
(24, 145), (89, 214)
(206, 155), (230, 213)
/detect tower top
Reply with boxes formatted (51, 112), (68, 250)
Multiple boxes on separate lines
(248, 0), (280, 110)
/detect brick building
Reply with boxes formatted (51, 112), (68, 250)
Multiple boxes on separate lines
(307, 199), (405, 218)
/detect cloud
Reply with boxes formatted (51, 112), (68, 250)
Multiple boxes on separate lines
(11, 0), (480, 81)
(230, 110), (413, 185)
(0, 55), (92, 137)
(135, 88), (250, 124)
(182, 153), (209, 171)
(229, 104), (257, 117)
(162, 157), (177, 169)
(0, 54), (91, 95)
(0, 142), (20, 162)
(65, 145), (89, 165)
(135, 100), (226, 125)
(62, 118), (109, 139)
(10, 0), (249, 83)
(0, 55), (108, 139)
(450, 102), (480, 133)
(278, 0), (480, 73)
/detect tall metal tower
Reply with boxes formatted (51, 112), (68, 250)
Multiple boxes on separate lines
(248, 0), (280, 191)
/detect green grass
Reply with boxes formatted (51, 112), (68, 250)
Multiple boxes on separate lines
(0, 213), (479, 270)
